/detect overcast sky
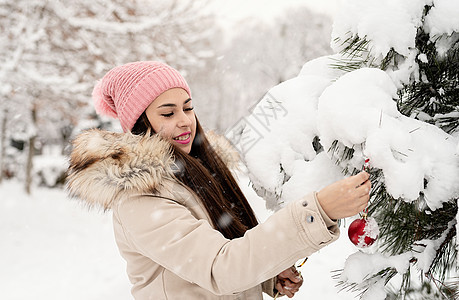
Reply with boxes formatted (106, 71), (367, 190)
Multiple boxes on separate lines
(210, 0), (341, 26)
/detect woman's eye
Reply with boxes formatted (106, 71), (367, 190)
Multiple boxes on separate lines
(161, 107), (192, 117)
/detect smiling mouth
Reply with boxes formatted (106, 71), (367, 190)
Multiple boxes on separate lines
(173, 133), (191, 141)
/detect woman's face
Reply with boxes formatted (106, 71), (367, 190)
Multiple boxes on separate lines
(145, 88), (196, 154)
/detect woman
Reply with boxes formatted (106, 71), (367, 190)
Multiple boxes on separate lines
(66, 61), (370, 299)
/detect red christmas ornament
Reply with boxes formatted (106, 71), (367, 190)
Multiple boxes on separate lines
(348, 215), (379, 248)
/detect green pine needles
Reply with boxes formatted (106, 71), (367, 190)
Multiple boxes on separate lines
(329, 4), (458, 299)
(399, 27), (459, 134)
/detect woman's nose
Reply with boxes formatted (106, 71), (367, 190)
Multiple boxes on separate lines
(177, 111), (192, 127)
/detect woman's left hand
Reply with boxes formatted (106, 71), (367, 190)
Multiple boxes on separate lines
(275, 266), (303, 298)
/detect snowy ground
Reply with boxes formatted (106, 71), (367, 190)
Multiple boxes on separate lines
(1, 174), (359, 300)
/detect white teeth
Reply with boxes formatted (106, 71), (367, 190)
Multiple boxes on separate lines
(174, 134), (190, 141)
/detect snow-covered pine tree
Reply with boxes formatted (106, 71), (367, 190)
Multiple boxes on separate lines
(331, 1), (458, 298)
(231, 0), (458, 299)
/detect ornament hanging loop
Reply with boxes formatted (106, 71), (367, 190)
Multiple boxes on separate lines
(360, 156), (370, 218)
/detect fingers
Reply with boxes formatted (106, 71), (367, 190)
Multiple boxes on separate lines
(283, 277), (303, 290)
(355, 179), (371, 214)
(276, 267), (303, 298)
(276, 280), (295, 298)
(350, 171), (370, 186)
(346, 173), (371, 215)
(349, 171), (370, 198)
(317, 170), (372, 220)
(279, 266), (302, 283)
(355, 180), (370, 207)
(357, 179), (371, 197)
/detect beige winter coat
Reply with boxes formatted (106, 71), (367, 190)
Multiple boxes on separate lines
(66, 129), (340, 299)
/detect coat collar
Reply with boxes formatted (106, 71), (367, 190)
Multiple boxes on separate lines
(66, 129), (239, 210)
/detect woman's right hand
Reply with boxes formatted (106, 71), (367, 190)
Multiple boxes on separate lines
(316, 171), (371, 220)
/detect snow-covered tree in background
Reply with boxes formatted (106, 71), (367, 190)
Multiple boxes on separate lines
(196, 6), (332, 132)
(232, 0), (458, 298)
(0, 0), (215, 192)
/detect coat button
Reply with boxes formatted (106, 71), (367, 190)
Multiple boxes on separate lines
(302, 201), (308, 207)
(306, 215), (314, 223)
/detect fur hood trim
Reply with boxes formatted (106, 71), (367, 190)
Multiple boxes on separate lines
(66, 129), (239, 210)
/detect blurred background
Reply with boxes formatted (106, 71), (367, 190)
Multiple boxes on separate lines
(0, 0), (336, 191)
(1, 1), (358, 299)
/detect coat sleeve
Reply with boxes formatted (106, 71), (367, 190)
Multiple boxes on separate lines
(114, 192), (339, 296)
(262, 277), (277, 297)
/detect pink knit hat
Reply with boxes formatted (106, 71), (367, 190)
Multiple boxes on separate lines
(92, 61), (191, 132)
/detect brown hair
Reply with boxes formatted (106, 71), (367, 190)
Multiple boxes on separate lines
(132, 112), (259, 239)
